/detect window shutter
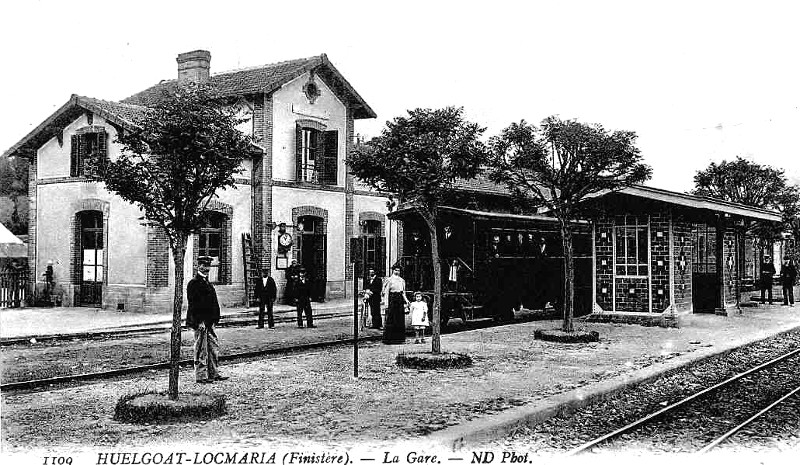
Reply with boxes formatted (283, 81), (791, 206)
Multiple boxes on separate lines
(70, 135), (80, 177)
(98, 131), (107, 172)
(295, 124), (303, 181)
(322, 130), (338, 185)
(377, 236), (387, 278)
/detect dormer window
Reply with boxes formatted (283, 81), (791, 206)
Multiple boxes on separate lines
(70, 128), (108, 177)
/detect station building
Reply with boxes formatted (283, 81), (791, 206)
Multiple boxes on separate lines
(4, 50), (395, 312)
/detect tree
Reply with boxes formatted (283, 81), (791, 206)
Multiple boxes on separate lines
(93, 82), (254, 399)
(489, 117), (651, 332)
(692, 157), (800, 243)
(349, 107), (487, 354)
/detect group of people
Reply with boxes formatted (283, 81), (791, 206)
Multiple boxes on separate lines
(186, 256), (318, 384)
(364, 265), (430, 344)
(759, 255), (797, 306)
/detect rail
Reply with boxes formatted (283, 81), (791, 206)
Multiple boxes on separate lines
(565, 347), (800, 455)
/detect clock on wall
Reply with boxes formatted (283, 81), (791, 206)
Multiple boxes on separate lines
(278, 232), (293, 248)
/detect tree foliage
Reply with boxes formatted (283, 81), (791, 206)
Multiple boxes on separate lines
(94, 82), (254, 399)
(103, 83), (254, 252)
(489, 116), (651, 332)
(691, 156), (800, 241)
(0, 155), (30, 235)
(349, 107), (487, 353)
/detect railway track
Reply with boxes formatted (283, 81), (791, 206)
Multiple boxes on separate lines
(0, 332), (383, 392)
(566, 347), (800, 455)
(1, 311), (548, 392)
(0, 309), (354, 346)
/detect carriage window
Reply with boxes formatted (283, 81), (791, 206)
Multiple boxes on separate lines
(615, 217), (649, 276)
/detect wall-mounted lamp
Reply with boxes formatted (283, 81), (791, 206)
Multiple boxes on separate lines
(678, 255), (687, 272)
(726, 256), (734, 271)
(601, 287), (608, 294)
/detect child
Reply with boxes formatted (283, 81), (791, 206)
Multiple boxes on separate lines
(409, 291), (429, 343)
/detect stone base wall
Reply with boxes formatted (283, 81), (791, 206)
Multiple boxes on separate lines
(584, 312), (679, 328)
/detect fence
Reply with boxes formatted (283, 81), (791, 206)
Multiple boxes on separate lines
(1, 270), (29, 308)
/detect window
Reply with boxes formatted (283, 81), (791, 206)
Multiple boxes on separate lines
(614, 217), (649, 276)
(70, 130), (107, 177)
(199, 213), (225, 283)
(299, 128), (319, 182)
(295, 124), (338, 185)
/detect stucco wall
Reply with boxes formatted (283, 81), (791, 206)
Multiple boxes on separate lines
(271, 185), (346, 294)
(271, 72), (346, 183)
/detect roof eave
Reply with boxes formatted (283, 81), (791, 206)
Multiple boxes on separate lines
(587, 185), (783, 223)
(3, 95), (139, 159)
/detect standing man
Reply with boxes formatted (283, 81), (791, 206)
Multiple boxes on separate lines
(760, 255), (777, 305)
(780, 256), (797, 307)
(256, 267), (277, 328)
(366, 268), (383, 329)
(187, 256), (228, 384)
(294, 268), (315, 328)
(284, 259), (301, 304)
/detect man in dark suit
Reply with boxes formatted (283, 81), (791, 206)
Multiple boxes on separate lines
(294, 268), (315, 328)
(187, 255), (229, 384)
(366, 268), (383, 329)
(761, 256), (777, 305)
(256, 267), (277, 329)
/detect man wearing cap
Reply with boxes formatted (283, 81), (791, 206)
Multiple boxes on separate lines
(294, 268), (315, 328)
(187, 256), (228, 384)
(256, 267), (277, 328)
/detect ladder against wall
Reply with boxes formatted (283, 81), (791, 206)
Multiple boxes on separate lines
(242, 233), (259, 307)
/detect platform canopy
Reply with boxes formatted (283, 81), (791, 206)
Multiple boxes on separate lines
(585, 185), (783, 223)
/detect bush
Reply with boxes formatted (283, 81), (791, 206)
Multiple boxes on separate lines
(396, 352), (473, 370)
(534, 328), (600, 343)
(114, 390), (226, 424)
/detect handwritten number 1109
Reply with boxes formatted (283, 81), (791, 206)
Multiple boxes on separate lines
(43, 457), (72, 465)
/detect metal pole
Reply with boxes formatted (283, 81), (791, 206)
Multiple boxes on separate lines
(353, 262), (359, 379)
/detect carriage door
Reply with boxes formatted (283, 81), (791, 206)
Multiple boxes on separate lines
(78, 211), (103, 307)
(297, 215), (327, 302)
(360, 220), (386, 281)
(692, 223), (720, 313)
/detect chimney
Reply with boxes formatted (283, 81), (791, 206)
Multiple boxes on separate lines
(176, 50), (211, 85)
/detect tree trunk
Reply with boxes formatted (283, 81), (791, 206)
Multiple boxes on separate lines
(422, 210), (443, 354)
(559, 220), (575, 333)
(168, 234), (187, 400)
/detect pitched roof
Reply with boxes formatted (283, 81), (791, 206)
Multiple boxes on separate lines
(3, 95), (149, 158)
(586, 184), (783, 222)
(122, 54), (376, 119)
(452, 173), (510, 196)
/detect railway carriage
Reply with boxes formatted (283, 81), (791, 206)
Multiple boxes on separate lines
(387, 206), (593, 325)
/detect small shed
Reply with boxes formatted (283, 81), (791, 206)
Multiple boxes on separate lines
(585, 185), (782, 322)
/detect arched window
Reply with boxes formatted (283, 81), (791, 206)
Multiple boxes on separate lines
(77, 210), (104, 306)
(199, 212), (226, 283)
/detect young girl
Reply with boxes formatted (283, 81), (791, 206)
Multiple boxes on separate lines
(409, 292), (429, 343)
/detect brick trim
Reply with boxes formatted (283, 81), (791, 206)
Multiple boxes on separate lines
(69, 199), (111, 299)
(295, 119), (328, 131)
(146, 225), (169, 287)
(192, 201), (234, 284)
(358, 211), (386, 237)
(344, 110), (355, 279)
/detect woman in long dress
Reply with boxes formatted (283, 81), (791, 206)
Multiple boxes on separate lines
(381, 264), (410, 344)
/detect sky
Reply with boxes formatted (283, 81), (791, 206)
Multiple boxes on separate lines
(1, 0), (799, 193)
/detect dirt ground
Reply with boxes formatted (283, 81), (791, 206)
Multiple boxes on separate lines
(4, 307), (800, 458)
